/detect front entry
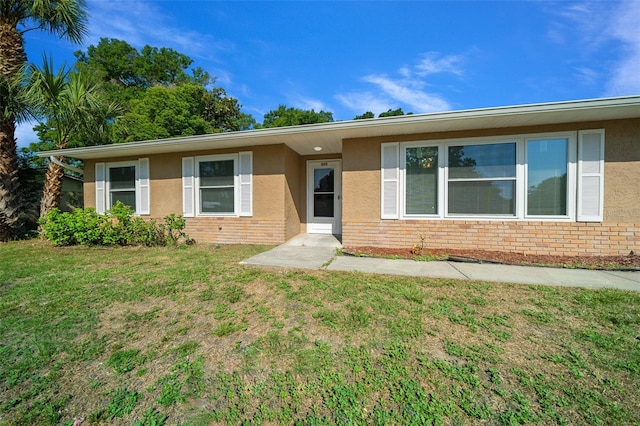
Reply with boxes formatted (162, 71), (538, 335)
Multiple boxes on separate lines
(307, 160), (342, 234)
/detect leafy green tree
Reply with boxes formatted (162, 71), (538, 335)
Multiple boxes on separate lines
(354, 111), (374, 120)
(74, 38), (211, 105)
(0, 0), (88, 240)
(378, 108), (409, 117)
(26, 56), (120, 217)
(260, 105), (333, 128)
(112, 84), (242, 142)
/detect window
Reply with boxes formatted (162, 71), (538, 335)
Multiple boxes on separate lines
(526, 138), (568, 216)
(448, 143), (516, 215)
(382, 130), (601, 221)
(95, 159), (150, 215)
(109, 165), (136, 210)
(405, 146), (438, 215)
(182, 152), (252, 217)
(199, 158), (235, 213)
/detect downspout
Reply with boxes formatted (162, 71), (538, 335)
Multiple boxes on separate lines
(49, 155), (84, 176)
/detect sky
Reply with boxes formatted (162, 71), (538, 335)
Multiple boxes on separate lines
(15, 0), (640, 148)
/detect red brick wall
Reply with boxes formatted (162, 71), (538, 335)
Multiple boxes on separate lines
(342, 220), (640, 256)
(184, 217), (286, 245)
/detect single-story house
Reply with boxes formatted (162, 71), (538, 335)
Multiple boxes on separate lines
(39, 96), (640, 256)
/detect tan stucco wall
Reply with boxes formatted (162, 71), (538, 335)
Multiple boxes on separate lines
(283, 146), (302, 240)
(342, 118), (640, 224)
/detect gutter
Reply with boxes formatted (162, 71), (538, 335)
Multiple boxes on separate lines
(49, 155), (84, 176)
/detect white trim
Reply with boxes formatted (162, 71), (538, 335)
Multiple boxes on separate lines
(238, 151), (253, 217)
(381, 143), (400, 219)
(577, 129), (605, 222)
(38, 96), (640, 160)
(387, 131), (583, 222)
(137, 158), (150, 215)
(95, 163), (105, 214)
(182, 157), (195, 217)
(307, 159), (342, 234)
(194, 153), (240, 217)
(104, 160), (138, 213)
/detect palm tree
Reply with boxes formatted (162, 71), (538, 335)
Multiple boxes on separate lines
(0, 0), (87, 240)
(27, 56), (119, 217)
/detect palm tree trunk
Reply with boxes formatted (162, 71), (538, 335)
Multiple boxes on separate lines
(0, 22), (27, 240)
(40, 158), (66, 218)
(0, 119), (23, 240)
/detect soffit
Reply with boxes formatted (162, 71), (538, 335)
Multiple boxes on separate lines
(38, 96), (640, 160)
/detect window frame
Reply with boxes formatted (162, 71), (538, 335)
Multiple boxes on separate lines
(395, 131), (578, 221)
(96, 158), (149, 215)
(194, 153), (240, 217)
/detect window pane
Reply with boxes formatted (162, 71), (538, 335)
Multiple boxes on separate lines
(406, 147), (438, 214)
(200, 160), (234, 187)
(109, 166), (135, 190)
(448, 180), (515, 215)
(111, 191), (136, 210)
(201, 187), (234, 213)
(314, 168), (334, 193)
(314, 194), (334, 217)
(527, 138), (567, 215)
(448, 143), (516, 179)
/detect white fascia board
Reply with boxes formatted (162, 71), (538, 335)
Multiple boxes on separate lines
(37, 96), (640, 160)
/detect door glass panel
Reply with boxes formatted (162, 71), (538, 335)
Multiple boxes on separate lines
(314, 168), (334, 192)
(313, 167), (334, 218)
(314, 194), (334, 217)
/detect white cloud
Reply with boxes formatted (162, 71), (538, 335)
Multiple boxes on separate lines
(336, 52), (461, 115)
(415, 52), (463, 77)
(604, 0), (640, 95)
(85, 0), (231, 61)
(362, 75), (451, 112)
(550, 1), (640, 96)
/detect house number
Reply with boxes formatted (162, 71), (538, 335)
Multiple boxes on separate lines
(321, 162), (328, 166)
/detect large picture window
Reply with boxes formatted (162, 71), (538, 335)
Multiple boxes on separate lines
(385, 131), (588, 221)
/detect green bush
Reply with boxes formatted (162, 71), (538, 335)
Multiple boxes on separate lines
(39, 202), (189, 247)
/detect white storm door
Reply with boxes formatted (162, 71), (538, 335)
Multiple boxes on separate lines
(307, 160), (342, 234)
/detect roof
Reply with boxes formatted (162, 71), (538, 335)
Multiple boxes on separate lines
(38, 96), (640, 160)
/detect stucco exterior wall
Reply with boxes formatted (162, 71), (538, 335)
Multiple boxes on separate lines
(341, 118), (640, 256)
(83, 144), (296, 245)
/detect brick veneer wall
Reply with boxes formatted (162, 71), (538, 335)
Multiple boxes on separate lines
(342, 220), (640, 256)
(185, 217), (286, 245)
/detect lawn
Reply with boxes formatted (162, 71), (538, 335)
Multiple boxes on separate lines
(1, 240), (639, 425)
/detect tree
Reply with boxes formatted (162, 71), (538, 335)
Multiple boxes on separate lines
(353, 111), (374, 120)
(74, 38), (211, 105)
(26, 56), (120, 217)
(0, 0), (88, 240)
(260, 105), (333, 128)
(378, 108), (409, 117)
(112, 83), (242, 142)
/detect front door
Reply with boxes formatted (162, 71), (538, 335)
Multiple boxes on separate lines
(307, 160), (341, 234)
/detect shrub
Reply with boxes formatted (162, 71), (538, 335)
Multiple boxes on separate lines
(40, 202), (189, 247)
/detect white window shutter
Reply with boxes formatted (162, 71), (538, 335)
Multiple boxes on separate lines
(137, 158), (150, 215)
(182, 157), (195, 217)
(577, 129), (604, 222)
(95, 162), (106, 214)
(238, 151), (253, 216)
(381, 142), (400, 219)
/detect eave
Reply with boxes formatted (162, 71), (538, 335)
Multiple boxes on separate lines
(37, 96), (640, 160)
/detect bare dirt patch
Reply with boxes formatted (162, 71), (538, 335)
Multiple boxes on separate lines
(344, 246), (640, 270)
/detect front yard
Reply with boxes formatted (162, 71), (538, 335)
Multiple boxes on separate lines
(1, 241), (638, 425)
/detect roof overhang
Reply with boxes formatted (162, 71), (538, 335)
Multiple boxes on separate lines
(38, 96), (640, 160)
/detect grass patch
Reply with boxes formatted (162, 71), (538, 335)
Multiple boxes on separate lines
(1, 240), (639, 424)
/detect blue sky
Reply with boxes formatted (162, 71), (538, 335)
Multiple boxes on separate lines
(16, 0), (640, 147)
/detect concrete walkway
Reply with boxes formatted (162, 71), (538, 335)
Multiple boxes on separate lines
(240, 234), (640, 291)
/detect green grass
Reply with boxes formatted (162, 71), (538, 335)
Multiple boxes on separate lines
(1, 240), (639, 425)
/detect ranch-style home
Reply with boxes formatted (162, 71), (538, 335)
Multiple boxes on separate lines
(40, 96), (640, 256)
